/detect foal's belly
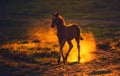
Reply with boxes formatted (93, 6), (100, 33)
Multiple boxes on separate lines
(67, 33), (75, 40)
(66, 25), (80, 40)
(57, 33), (74, 41)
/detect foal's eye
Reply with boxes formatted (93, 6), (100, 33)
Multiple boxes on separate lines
(52, 18), (57, 22)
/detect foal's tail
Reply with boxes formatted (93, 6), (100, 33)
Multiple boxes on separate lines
(80, 35), (83, 40)
(77, 24), (83, 40)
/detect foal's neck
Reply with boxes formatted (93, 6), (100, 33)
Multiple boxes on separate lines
(57, 23), (66, 33)
(56, 16), (66, 33)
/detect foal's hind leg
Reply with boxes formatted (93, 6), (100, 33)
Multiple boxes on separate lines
(65, 41), (73, 62)
(75, 37), (80, 63)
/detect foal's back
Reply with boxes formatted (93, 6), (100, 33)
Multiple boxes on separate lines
(65, 24), (80, 41)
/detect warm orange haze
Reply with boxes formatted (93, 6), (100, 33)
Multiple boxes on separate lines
(66, 32), (96, 63)
(30, 26), (97, 63)
(1, 24), (96, 63)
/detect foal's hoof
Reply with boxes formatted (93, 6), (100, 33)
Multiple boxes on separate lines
(63, 60), (66, 64)
(57, 61), (60, 64)
(77, 61), (80, 64)
(63, 61), (66, 64)
(57, 59), (61, 64)
(81, 37), (83, 40)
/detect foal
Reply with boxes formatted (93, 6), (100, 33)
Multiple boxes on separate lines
(51, 12), (83, 63)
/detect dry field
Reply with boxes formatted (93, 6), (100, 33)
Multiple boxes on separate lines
(0, 19), (120, 76)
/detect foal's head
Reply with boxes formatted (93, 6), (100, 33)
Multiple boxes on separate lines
(51, 12), (65, 28)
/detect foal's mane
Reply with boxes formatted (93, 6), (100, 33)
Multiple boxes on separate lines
(58, 15), (66, 25)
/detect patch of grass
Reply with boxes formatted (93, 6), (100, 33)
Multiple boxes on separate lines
(82, 24), (120, 50)
(0, 19), (30, 44)
(99, 57), (107, 61)
(0, 47), (59, 64)
(89, 70), (112, 75)
(83, 25), (119, 38)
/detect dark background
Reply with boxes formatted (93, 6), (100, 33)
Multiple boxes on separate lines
(0, 0), (120, 19)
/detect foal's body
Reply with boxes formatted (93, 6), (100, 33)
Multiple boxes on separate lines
(51, 13), (83, 63)
(57, 25), (80, 41)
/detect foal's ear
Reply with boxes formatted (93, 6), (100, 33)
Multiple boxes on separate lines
(56, 12), (59, 16)
(52, 12), (59, 16)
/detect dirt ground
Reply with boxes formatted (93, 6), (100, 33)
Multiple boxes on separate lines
(0, 49), (120, 76)
(0, 19), (120, 76)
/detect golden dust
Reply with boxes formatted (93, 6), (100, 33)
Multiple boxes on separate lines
(63, 32), (97, 63)
(1, 24), (97, 63)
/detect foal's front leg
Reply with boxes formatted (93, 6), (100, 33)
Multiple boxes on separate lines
(58, 40), (66, 63)
(65, 41), (73, 62)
